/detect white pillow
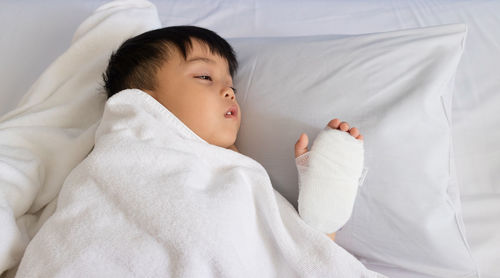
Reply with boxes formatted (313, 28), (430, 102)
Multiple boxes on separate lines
(229, 24), (479, 277)
(0, 0), (160, 274)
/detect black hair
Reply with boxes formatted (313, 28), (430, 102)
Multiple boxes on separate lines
(102, 25), (238, 99)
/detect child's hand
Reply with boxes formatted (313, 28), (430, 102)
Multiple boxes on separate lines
(294, 118), (363, 159)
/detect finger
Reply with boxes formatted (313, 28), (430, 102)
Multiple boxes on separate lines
(356, 134), (364, 141)
(349, 127), (360, 138)
(339, 122), (350, 131)
(328, 118), (341, 129)
(295, 133), (309, 158)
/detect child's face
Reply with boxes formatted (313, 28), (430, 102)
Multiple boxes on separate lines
(145, 39), (241, 149)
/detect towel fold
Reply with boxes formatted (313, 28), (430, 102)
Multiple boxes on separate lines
(0, 1), (161, 275)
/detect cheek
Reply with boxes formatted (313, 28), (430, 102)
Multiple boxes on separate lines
(194, 97), (220, 123)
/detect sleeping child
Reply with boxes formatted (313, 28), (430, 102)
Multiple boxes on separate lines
(15, 25), (380, 277)
(102, 25), (364, 242)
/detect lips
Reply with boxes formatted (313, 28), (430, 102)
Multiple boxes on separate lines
(224, 104), (238, 118)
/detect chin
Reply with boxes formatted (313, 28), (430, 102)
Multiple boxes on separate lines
(208, 131), (237, 149)
(223, 137), (237, 149)
(223, 140), (236, 149)
(209, 138), (234, 149)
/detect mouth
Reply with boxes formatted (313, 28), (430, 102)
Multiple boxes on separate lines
(224, 104), (238, 119)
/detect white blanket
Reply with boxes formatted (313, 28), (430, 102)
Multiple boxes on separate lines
(15, 89), (383, 277)
(0, 0), (161, 274)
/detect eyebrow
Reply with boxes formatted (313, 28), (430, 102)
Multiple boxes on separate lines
(186, 56), (216, 64)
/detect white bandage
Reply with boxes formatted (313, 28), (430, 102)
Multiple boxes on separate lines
(296, 127), (364, 234)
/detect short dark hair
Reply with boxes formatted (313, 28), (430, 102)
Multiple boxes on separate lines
(102, 25), (238, 99)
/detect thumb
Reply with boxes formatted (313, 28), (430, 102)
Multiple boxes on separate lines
(295, 133), (309, 158)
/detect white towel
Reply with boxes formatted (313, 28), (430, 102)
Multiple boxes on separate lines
(0, 0), (161, 274)
(15, 89), (384, 277)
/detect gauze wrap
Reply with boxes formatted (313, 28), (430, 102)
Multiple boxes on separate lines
(296, 127), (365, 234)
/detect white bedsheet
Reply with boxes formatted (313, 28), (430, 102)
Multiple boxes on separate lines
(1, 0), (499, 276)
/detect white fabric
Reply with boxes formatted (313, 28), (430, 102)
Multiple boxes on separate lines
(229, 24), (478, 277)
(0, 0), (161, 274)
(15, 89), (385, 278)
(296, 128), (364, 234)
(1, 2), (499, 198)
(1, 0), (499, 276)
(157, 4), (500, 274)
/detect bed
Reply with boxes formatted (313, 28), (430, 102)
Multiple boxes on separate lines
(0, 0), (498, 277)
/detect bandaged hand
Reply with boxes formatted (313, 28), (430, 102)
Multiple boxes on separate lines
(295, 119), (363, 158)
(294, 118), (364, 235)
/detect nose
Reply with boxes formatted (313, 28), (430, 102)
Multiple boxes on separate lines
(222, 86), (235, 100)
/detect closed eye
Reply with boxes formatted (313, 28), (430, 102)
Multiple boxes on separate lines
(195, 75), (212, 81)
(195, 75), (236, 93)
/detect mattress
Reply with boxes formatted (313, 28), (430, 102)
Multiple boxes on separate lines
(0, 0), (498, 277)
